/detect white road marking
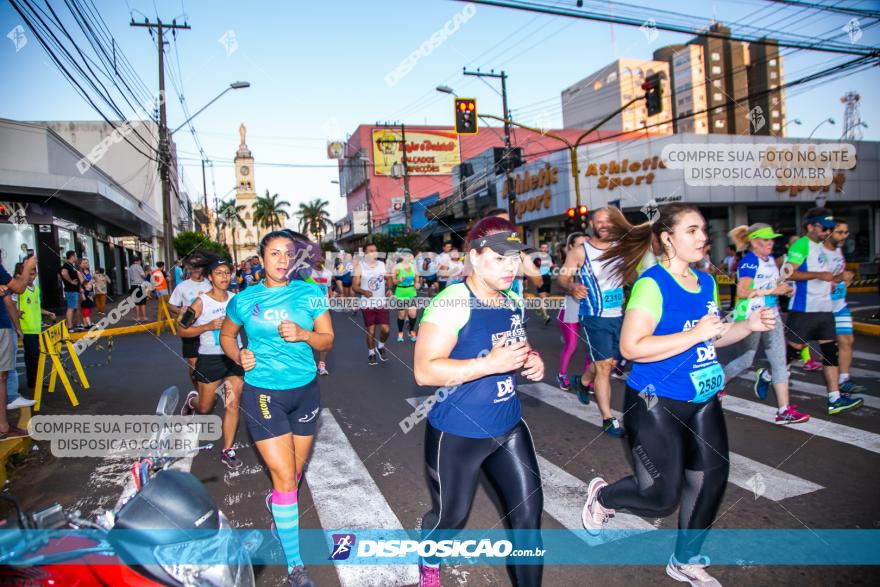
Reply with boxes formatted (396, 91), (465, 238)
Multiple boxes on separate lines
(736, 373), (880, 410)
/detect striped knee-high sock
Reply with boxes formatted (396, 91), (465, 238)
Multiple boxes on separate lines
(271, 489), (303, 571)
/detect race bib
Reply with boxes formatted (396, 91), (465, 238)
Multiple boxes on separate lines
(689, 363), (725, 403)
(763, 294), (777, 307)
(400, 275), (414, 287)
(602, 288), (624, 309)
(830, 282), (846, 300)
(213, 331), (221, 346)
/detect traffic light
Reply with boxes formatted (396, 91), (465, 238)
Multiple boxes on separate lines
(577, 204), (590, 231)
(454, 98), (478, 135)
(565, 207), (577, 234)
(642, 74), (663, 116)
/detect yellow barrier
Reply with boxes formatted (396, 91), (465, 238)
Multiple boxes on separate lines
(157, 295), (176, 336)
(34, 322), (89, 412)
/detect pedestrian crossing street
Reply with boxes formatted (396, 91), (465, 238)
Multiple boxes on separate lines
(290, 353), (879, 587)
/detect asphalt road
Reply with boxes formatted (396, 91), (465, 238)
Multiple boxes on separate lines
(5, 293), (880, 586)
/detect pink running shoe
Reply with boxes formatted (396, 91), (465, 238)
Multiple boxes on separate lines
(803, 358), (823, 371)
(419, 563), (441, 587)
(775, 405), (810, 425)
(582, 477), (615, 535)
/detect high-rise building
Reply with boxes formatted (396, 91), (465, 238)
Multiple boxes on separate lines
(748, 38), (787, 136)
(560, 58), (673, 135)
(653, 44), (709, 134)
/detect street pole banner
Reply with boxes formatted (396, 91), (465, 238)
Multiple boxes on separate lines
(34, 322), (90, 412)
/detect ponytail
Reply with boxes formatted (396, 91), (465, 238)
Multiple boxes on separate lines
(729, 225), (750, 252)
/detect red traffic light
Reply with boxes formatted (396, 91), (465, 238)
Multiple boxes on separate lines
(467, 102), (475, 111)
(566, 208), (576, 218)
(578, 205), (589, 216)
(458, 102), (467, 111)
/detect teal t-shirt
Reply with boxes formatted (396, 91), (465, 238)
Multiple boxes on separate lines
(226, 280), (329, 390)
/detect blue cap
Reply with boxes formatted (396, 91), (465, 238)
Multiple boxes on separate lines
(806, 215), (835, 229)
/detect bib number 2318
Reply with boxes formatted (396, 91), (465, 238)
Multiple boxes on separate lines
(689, 363), (725, 403)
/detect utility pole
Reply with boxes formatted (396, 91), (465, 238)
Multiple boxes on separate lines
(400, 123), (412, 232)
(131, 17), (190, 283)
(463, 69), (516, 220)
(201, 158), (209, 233)
(362, 158), (374, 238)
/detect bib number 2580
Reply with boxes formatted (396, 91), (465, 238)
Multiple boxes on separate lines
(689, 363), (725, 403)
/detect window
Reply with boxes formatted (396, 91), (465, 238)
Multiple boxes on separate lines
(593, 79), (603, 90)
(714, 119), (725, 128)
(713, 92), (723, 102)
(770, 71), (777, 79)
(697, 120), (706, 128)
(711, 65), (721, 75)
(606, 71), (618, 83)
(771, 110), (779, 118)
(711, 52), (721, 61)
(713, 79), (722, 88)
(771, 122), (781, 131)
(769, 58), (777, 67)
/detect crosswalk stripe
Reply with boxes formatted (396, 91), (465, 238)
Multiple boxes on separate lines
(719, 395), (880, 454)
(846, 366), (878, 380)
(518, 383), (824, 501)
(402, 397), (657, 541)
(307, 409), (419, 587)
(736, 373), (880, 410)
(852, 350), (880, 362)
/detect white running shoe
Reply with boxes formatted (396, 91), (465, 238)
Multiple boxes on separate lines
(666, 555), (722, 586)
(6, 397), (36, 409)
(582, 477), (614, 535)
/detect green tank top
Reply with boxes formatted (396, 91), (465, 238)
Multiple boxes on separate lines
(395, 264), (417, 299)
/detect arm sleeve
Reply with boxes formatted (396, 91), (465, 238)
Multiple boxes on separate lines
(625, 277), (663, 324)
(786, 237), (810, 268)
(737, 253), (758, 279)
(420, 284), (470, 334)
(225, 295), (242, 325)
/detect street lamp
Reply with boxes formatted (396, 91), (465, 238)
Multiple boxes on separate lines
(808, 117), (835, 140)
(436, 85), (456, 96)
(162, 80), (250, 277)
(778, 118), (801, 136)
(841, 120), (868, 140)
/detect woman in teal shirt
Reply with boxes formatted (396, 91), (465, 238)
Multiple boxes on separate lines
(221, 230), (333, 587)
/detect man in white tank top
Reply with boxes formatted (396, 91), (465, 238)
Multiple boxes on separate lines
(559, 208), (625, 438)
(353, 242), (392, 365)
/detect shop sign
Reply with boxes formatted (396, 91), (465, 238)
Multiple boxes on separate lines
(585, 156), (666, 190)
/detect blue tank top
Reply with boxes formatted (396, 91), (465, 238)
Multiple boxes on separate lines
(627, 265), (725, 403)
(423, 283), (525, 438)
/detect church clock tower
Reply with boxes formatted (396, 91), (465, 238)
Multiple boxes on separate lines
(230, 123), (258, 261)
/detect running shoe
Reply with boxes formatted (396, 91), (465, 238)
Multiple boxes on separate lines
(556, 373), (571, 391)
(180, 390), (198, 416)
(666, 554), (721, 586)
(839, 380), (865, 394)
(221, 448), (242, 469)
(775, 405), (810, 425)
(602, 417), (625, 438)
(6, 397), (37, 409)
(828, 394), (863, 415)
(368, 353), (378, 366)
(753, 368), (771, 401)
(419, 562), (441, 587)
(543, 314), (551, 326)
(410, 331), (418, 342)
(581, 477), (613, 535)
(803, 358), (823, 371)
(574, 378), (592, 405)
(377, 346), (388, 362)
(397, 333), (405, 343)
(0, 426), (29, 441)
(287, 565), (316, 587)
(317, 361), (329, 376)
(610, 366), (627, 380)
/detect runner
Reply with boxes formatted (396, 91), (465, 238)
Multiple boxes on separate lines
(435, 242), (453, 291)
(419, 251), (439, 295)
(414, 216), (544, 587)
(485, 208), (543, 301)
(352, 242), (391, 365)
(176, 252), (245, 469)
(534, 242), (555, 325)
(168, 259), (212, 391)
(312, 258), (334, 376)
(556, 232), (590, 391)
(725, 223), (809, 424)
(825, 219), (862, 394)
(560, 207), (625, 438)
(783, 208), (863, 415)
(392, 248), (420, 342)
(581, 204), (775, 585)
(334, 252), (354, 304)
(221, 230), (333, 587)
(445, 248), (465, 286)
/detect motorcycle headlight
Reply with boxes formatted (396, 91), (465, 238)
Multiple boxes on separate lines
(153, 513), (255, 587)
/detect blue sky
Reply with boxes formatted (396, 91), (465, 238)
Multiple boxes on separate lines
(2, 0), (877, 223)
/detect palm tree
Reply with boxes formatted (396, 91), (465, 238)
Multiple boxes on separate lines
(253, 190), (291, 235)
(296, 198), (332, 241)
(217, 199), (246, 263)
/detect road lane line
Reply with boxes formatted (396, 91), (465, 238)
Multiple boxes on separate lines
(736, 373), (880, 410)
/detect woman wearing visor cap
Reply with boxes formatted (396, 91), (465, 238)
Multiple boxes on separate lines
(414, 216), (545, 587)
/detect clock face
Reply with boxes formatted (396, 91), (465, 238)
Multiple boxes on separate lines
(240, 165), (250, 176)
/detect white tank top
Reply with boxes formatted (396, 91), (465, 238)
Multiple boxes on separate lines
(359, 260), (387, 308)
(578, 240), (624, 318)
(195, 291), (234, 355)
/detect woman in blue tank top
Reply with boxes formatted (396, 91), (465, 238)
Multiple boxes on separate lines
(414, 216), (545, 587)
(581, 204), (774, 586)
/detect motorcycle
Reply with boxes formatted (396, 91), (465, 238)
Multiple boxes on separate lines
(0, 386), (262, 586)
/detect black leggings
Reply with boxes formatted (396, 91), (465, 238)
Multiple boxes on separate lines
(598, 385), (730, 562)
(421, 420), (543, 587)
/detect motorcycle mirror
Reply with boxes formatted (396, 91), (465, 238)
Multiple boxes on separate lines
(155, 386), (180, 416)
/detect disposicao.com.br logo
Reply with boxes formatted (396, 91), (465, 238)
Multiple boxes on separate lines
(330, 534), (516, 560)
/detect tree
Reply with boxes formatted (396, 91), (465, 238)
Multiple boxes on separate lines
(253, 190), (291, 235)
(296, 198), (333, 241)
(173, 232), (230, 261)
(217, 199), (246, 264)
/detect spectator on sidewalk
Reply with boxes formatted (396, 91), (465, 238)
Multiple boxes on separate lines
(2, 267), (31, 411)
(93, 268), (110, 315)
(173, 258), (185, 288)
(127, 257), (148, 322)
(59, 250), (80, 331)
(13, 262), (53, 398)
(152, 261), (169, 298)
(0, 253), (38, 440)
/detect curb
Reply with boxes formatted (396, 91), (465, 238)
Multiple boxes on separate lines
(854, 321), (880, 337)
